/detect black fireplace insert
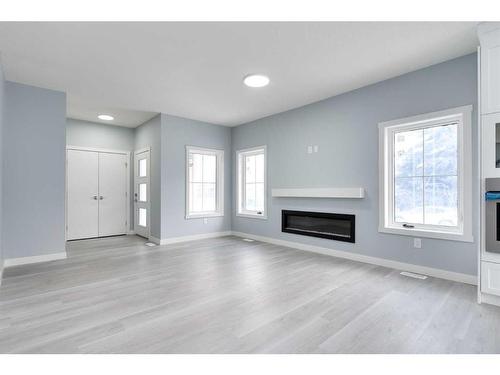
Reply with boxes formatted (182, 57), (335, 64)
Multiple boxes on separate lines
(281, 210), (355, 243)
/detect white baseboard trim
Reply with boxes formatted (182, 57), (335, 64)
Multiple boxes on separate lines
(159, 231), (232, 245)
(479, 292), (500, 307)
(149, 236), (161, 245)
(231, 231), (477, 286)
(4, 252), (67, 268)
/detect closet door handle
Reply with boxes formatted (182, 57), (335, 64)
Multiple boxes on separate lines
(93, 195), (98, 200)
(99, 196), (104, 200)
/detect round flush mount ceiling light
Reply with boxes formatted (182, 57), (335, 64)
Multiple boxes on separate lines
(243, 74), (270, 88)
(98, 114), (114, 121)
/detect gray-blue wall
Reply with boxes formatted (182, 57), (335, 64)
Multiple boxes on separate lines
(0, 60), (5, 274)
(67, 118), (135, 151)
(66, 118), (136, 229)
(161, 114), (232, 239)
(231, 53), (478, 276)
(135, 115), (162, 239)
(3, 81), (66, 259)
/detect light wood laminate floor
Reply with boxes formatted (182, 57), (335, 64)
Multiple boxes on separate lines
(0, 235), (499, 353)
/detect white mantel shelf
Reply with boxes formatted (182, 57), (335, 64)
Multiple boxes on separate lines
(271, 188), (365, 199)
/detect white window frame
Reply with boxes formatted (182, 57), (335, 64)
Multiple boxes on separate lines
(185, 145), (224, 219)
(378, 105), (473, 242)
(236, 145), (268, 220)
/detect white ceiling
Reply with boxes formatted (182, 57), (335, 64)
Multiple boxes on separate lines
(0, 22), (479, 127)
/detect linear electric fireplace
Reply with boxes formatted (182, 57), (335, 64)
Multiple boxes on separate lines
(282, 210), (355, 243)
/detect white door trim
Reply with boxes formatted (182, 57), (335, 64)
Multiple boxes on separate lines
(66, 145), (131, 155)
(65, 146), (131, 241)
(134, 146), (151, 154)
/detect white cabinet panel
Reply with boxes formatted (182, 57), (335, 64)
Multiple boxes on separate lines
(481, 261), (500, 297)
(480, 26), (500, 115)
(67, 150), (99, 240)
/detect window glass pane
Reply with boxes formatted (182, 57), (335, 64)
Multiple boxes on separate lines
(394, 177), (423, 224)
(139, 208), (147, 227)
(139, 158), (147, 177)
(255, 153), (264, 183)
(424, 176), (458, 226)
(424, 124), (457, 176)
(202, 183), (216, 211)
(190, 153), (203, 182)
(139, 183), (147, 202)
(190, 182), (203, 212)
(245, 155), (256, 183)
(203, 154), (217, 183)
(394, 129), (423, 177)
(245, 183), (256, 211)
(255, 182), (264, 212)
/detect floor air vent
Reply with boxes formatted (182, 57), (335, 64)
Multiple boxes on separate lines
(400, 271), (428, 280)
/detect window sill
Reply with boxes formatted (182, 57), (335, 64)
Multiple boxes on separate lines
(378, 226), (473, 243)
(236, 212), (268, 220)
(185, 213), (224, 220)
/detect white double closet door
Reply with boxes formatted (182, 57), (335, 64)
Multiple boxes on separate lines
(67, 148), (129, 240)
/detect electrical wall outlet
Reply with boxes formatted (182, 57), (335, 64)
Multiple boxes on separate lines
(313, 145), (319, 153)
(413, 238), (422, 249)
(307, 145), (313, 154)
(203, 218), (208, 224)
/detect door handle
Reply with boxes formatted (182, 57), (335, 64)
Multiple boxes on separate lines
(99, 196), (104, 200)
(93, 195), (98, 200)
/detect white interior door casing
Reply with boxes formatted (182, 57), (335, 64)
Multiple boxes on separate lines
(134, 149), (150, 239)
(67, 149), (99, 240)
(98, 152), (128, 237)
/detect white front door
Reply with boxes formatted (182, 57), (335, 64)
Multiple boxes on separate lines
(134, 149), (150, 238)
(67, 149), (99, 240)
(98, 152), (129, 237)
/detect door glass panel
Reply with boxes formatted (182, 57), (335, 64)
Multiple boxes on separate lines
(496, 123), (500, 168)
(139, 183), (147, 202)
(139, 158), (147, 177)
(139, 208), (147, 227)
